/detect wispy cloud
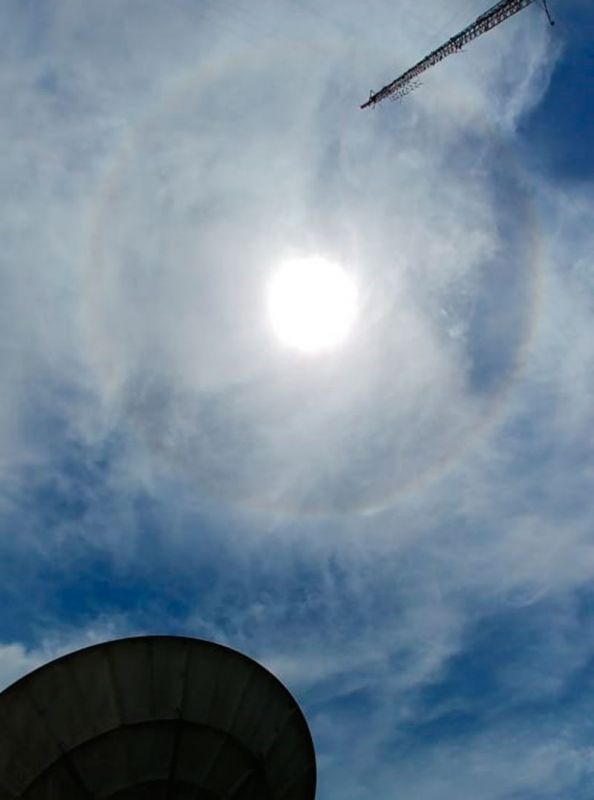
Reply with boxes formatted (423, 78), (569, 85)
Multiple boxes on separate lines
(2, 1), (593, 798)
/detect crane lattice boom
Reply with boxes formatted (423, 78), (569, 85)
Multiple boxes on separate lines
(361, 0), (551, 109)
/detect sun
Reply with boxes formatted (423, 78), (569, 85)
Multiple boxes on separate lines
(267, 256), (359, 353)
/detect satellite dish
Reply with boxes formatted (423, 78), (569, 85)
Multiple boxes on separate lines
(0, 636), (316, 800)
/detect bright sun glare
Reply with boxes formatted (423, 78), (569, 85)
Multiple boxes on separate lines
(267, 256), (359, 353)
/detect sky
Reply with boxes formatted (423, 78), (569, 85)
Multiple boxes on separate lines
(1, 0), (594, 797)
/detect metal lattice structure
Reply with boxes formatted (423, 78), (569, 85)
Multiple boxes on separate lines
(361, 0), (554, 108)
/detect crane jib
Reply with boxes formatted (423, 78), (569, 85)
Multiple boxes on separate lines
(360, 0), (551, 109)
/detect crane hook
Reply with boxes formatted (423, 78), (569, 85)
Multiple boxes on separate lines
(542, 0), (555, 26)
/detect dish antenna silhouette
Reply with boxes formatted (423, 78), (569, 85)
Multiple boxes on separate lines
(0, 636), (316, 800)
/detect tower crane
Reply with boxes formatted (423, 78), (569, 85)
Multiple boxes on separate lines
(361, 0), (554, 109)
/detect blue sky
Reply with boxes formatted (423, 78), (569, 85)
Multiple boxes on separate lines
(2, 1), (594, 798)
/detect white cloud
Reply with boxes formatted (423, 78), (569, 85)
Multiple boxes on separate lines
(2, 2), (594, 798)
(0, 617), (129, 691)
